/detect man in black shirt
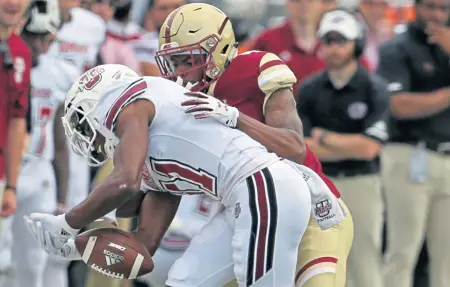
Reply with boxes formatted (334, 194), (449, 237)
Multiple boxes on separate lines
(296, 9), (390, 287)
(377, 0), (450, 286)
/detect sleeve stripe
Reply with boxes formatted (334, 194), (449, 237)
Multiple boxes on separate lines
(260, 59), (284, 73)
(105, 79), (147, 130)
(258, 69), (295, 88)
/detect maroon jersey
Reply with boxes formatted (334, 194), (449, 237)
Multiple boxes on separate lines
(0, 33), (31, 178)
(213, 50), (341, 198)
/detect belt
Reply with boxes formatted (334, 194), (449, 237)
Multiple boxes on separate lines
(325, 169), (377, 179)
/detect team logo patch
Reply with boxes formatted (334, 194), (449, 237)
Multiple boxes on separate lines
(315, 200), (332, 218)
(103, 250), (124, 266)
(347, 102), (368, 119)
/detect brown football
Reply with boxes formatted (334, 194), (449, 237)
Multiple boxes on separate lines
(75, 228), (154, 280)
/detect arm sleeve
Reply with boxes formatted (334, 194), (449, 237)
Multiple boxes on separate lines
(376, 40), (411, 93)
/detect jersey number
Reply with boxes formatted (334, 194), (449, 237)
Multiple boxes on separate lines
(150, 158), (217, 197)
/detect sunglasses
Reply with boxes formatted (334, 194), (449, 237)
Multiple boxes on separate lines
(320, 33), (350, 45)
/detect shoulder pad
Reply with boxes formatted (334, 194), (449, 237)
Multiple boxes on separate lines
(257, 52), (296, 95)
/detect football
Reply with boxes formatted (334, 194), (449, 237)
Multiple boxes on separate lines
(75, 227), (154, 280)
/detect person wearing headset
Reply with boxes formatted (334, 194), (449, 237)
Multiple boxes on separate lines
(295, 8), (390, 287)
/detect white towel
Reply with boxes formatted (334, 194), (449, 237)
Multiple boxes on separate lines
(285, 161), (347, 230)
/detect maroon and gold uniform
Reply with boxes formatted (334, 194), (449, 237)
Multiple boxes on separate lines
(213, 50), (353, 287)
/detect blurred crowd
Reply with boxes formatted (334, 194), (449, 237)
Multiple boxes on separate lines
(0, 0), (449, 286)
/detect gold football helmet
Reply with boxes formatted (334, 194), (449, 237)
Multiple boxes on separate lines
(155, 3), (238, 92)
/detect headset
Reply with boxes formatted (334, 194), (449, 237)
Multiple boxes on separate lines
(317, 8), (368, 58)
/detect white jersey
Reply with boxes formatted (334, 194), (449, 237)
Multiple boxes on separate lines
(94, 77), (280, 201)
(27, 55), (79, 161)
(47, 8), (105, 75)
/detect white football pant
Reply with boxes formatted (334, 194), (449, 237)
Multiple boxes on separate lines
(166, 160), (311, 287)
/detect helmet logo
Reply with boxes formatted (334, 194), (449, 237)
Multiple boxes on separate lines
(210, 67), (220, 77)
(78, 67), (106, 92)
(206, 38), (217, 48)
(161, 42), (179, 50)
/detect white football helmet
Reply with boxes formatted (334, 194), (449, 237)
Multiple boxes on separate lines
(62, 64), (141, 166)
(24, 0), (61, 35)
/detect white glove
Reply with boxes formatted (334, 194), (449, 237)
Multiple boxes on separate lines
(182, 91), (239, 128)
(23, 213), (82, 260)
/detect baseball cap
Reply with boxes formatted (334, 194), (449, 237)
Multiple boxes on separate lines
(317, 10), (361, 40)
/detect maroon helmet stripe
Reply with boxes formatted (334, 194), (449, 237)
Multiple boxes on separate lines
(164, 8), (182, 44)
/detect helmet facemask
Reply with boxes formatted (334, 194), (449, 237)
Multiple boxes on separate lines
(156, 34), (222, 92)
(62, 98), (118, 167)
(156, 15), (238, 93)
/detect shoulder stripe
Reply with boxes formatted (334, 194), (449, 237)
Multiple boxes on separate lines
(105, 79), (147, 130)
(260, 59), (284, 73)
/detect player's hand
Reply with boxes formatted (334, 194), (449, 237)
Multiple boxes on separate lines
(182, 91), (239, 128)
(0, 188), (17, 217)
(23, 213), (80, 259)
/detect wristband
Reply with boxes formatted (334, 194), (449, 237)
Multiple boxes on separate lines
(5, 184), (16, 193)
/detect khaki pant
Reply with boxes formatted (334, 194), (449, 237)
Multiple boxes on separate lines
(329, 174), (384, 287)
(382, 143), (450, 287)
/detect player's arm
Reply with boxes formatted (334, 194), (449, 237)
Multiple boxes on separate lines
(115, 191), (147, 218)
(65, 99), (154, 229)
(236, 88), (307, 163)
(2, 55), (30, 217)
(53, 104), (69, 211)
(133, 192), (181, 255)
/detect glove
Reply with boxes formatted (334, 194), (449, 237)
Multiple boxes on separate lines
(23, 213), (81, 260)
(182, 91), (239, 128)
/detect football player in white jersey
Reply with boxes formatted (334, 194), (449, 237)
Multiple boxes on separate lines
(0, 2), (76, 287)
(25, 64), (312, 287)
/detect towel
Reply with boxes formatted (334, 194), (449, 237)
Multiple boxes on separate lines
(285, 161), (347, 230)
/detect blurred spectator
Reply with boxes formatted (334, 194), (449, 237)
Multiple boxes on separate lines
(296, 9), (389, 287)
(249, 0), (371, 90)
(133, 0), (185, 76)
(359, 0), (390, 68)
(249, 0), (328, 89)
(106, 0), (143, 43)
(6, 2), (73, 287)
(88, 0), (141, 73)
(0, 0), (31, 278)
(377, 0), (450, 286)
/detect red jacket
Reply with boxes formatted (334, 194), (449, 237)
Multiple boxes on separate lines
(0, 33), (31, 178)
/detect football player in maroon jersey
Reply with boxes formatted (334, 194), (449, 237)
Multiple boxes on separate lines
(154, 3), (354, 287)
